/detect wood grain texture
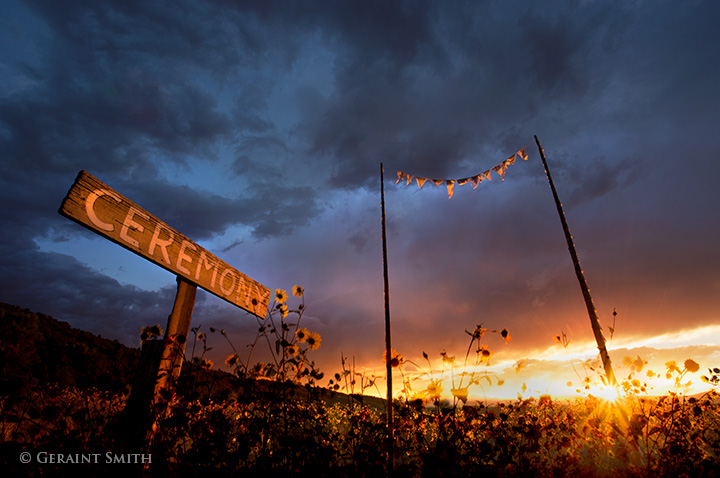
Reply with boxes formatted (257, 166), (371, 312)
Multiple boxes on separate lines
(59, 170), (270, 318)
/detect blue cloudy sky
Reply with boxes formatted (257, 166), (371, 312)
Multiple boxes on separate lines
(2, 0), (719, 399)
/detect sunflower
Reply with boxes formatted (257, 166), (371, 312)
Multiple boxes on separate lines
(140, 325), (163, 343)
(501, 328), (512, 344)
(275, 288), (287, 304)
(426, 380), (443, 399)
(684, 358), (700, 373)
(280, 304), (288, 318)
(193, 357), (213, 370)
(285, 344), (299, 357)
(451, 386), (469, 404)
(292, 285), (304, 297)
(468, 325), (487, 340)
(382, 348), (404, 368)
(225, 353), (240, 367)
(296, 327), (309, 343)
(306, 331), (322, 350)
(538, 394), (553, 407)
(633, 356), (646, 373)
(478, 344), (493, 362)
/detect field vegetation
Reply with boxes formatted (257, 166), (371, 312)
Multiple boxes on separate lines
(1, 295), (719, 477)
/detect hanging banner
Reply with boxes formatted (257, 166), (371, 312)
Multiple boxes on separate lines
(395, 147), (529, 198)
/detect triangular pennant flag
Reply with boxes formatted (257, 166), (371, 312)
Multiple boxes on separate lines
(446, 180), (455, 199)
(394, 144), (527, 196)
(492, 163), (507, 180)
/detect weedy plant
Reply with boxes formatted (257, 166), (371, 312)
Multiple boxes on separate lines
(217, 285), (324, 386)
(2, 294), (720, 477)
(326, 353), (382, 407)
(390, 325), (511, 410)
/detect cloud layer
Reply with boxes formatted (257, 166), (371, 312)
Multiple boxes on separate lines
(1, 0), (719, 395)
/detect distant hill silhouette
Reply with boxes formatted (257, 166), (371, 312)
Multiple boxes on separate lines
(0, 303), (141, 394)
(0, 303), (388, 410)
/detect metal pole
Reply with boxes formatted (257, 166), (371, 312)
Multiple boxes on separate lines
(534, 136), (617, 387)
(380, 163), (394, 474)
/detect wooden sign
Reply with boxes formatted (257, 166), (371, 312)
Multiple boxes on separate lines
(59, 170), (270, 318)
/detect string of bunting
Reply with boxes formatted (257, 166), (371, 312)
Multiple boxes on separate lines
(395, 147), (529, 198)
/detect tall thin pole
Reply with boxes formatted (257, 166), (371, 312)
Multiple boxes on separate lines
(534, 136), (617, 387)
(380, 163), (394, 474)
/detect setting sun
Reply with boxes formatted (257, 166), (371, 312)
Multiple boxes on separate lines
(585, 383), (622, 403)
(350, 324), (720, 406)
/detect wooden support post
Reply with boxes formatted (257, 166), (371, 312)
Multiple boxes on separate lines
(154, 276), (197, 403)
(534, 136), (617, 387)
(58, 170), (269, 459)
(116, 277), (197, 451)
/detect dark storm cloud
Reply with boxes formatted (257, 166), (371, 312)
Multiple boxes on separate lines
(519, 4), (631, 96)
(0, 246), (180, 345)
(1, 0), (321, 236)
(299, 1), (641, 189)
(1, 0), (719, 384)
(5, 0), (306, 181)
(0, 79), (232, 178)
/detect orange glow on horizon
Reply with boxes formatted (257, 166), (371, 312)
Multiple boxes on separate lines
(349, 325), (720, 404)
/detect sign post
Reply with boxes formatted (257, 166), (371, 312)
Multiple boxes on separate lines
(157, 276), (197, 394)
(58, 170), (270, 441)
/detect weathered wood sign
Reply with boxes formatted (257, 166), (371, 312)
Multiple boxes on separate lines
(59, 170), (270, 317)
(60, 170), (271, 449)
